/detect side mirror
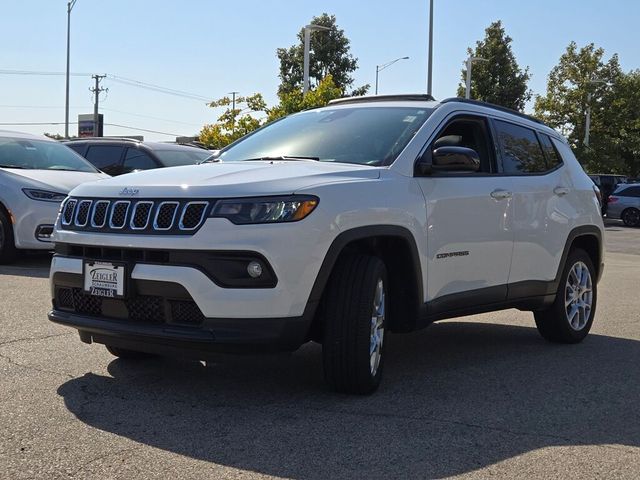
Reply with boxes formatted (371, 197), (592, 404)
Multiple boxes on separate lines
(430, 146), (480, 173)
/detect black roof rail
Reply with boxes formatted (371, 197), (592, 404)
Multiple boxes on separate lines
(64, 137), (143, 143)
(328, 94), (436, 105)
(440, 97), (545, 125)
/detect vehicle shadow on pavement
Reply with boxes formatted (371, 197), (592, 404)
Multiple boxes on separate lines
(57, 321), (640, 479)
(0, 253), (51, 278)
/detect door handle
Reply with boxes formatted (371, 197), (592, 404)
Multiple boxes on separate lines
(490, 189), (512, 200)
(554, 186), (570, 196)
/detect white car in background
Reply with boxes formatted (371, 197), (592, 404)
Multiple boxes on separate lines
(0, 130), (109, 263)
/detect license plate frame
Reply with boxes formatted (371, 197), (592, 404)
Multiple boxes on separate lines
(83, 260), (127, 299)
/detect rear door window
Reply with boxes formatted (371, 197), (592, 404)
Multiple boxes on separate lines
(618, 186), (640, 197)
(538, 134), (563, 170)
(122, 148), (158, 173)
(494, 120), (547, 174)
(85, 145), (124, 175)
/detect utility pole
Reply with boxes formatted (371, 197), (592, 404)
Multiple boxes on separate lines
(427, 0), (434, 97)
(303, 24), (330, 94)
(65, 0), (79, 138)
(584, 78), (607, 148)
(90, 74), (106, 137)
(229, 91), (239, 133)
(465, 56), (488, 99)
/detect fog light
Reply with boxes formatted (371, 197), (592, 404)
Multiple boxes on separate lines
(247, 261), (263, 278)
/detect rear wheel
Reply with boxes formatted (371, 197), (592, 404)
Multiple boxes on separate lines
(621, 208), (640, 227)
(322, 253), (388, 395)
(534, 249), (597, 343)
(0, 208), (17, 264)
(105, 345), (156, 360)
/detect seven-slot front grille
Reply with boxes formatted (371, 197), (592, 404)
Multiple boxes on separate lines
(60, 198), (211, 234)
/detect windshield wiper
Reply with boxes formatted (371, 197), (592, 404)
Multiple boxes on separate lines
(0, 164), (25, 169)
(252, 155), (320, 162)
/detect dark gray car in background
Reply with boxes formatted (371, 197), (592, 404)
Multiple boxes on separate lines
(65, 138), (214, 176)
(607, 184), (640, 227)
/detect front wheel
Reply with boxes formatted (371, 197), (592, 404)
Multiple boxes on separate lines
(0, 209), (17, 264)
(322, 254), (388, 395)
(622, 208), (640, 227)
(534, 249), (597, 343)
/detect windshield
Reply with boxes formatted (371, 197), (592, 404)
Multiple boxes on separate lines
(219, 106), (434, 166)
(154, 148), (214, 167)
(0, 137), (98, 172)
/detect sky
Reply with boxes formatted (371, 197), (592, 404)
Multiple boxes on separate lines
(1, 0), (638, 141)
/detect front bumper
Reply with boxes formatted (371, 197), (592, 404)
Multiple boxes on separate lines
(13, 200), (60, 249)
(48, 309), (311, 354)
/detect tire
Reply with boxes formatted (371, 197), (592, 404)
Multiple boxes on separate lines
(105, 345), (156, 360)
(0, 208), (17, 264)
(534, 248), (597, 343)
(621, 208), (640, 227)
(322, 253), (388, 394)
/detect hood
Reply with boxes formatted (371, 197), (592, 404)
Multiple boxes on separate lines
(69, 161), (380, 198)
(0, 168), (109, 193)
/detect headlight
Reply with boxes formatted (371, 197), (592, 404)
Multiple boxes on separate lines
(210, 195), (319, 224)
(22, 188), (67, 202)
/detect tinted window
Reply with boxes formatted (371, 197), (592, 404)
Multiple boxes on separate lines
(67, 143), (85, 155)
(220, 106), (434, 166)
(85, 145), (124, 175)
(154, 148), (212, 167)
(432, 117), (495, 173)
(122, 148), (157, 173)
(617, 186), (640, 197)
(0, 138), (97, 172)
(494, 120), (547, 174)
(539, 134), (563, 169)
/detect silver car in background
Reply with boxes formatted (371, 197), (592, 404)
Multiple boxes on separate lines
(0, 130), (109, 263)
(607, 184), (640, 227)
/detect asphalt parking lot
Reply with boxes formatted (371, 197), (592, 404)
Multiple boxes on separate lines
(1, 222), (639, 479)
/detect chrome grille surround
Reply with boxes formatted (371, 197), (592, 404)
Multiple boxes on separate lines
(130, 201), (154, 230)
(61, 199), (78, 226)
(59, 198), (210, 234)
(179, 201), (209, 231)
(109, 201), (131, 229)
(153, 201), (180, 230)
(74, 200), (92, 227)
(91, 200), (110, 228)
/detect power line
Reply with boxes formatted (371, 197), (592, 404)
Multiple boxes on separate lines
(0, 121), (182, 137)
(0, 69), (92, 77)
(0, 104), (201, 127)
(0, 69), (213, 102)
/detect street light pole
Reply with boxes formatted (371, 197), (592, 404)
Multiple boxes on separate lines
(64, 0), (78, 139)
(584, 78), (607, 148)
(303, 24), (330, 94)
(375, 57), (410, 95)
(427, 0), (434, 96)
(465, 56), (488, 99)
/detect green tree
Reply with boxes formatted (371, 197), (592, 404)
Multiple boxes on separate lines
(199, 94), (267, 149)
(456, 21), (531, 111)
(276, 13), (368, 96)
(597, 70), (640, 176)
(534, 42), (623, 171)
(267, 75), (342, 122)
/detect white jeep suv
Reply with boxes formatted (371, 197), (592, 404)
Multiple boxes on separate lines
(49, 95), (604, 394)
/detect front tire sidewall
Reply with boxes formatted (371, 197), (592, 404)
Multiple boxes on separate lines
(322, 254), (388, 394)
(536, 249), (597, 343)
(0, 209), (17, 264)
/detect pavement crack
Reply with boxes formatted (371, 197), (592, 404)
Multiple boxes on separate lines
(0, 350), (74, 379)
(69, 445), (143, 478)
(0, 332), (72, 347)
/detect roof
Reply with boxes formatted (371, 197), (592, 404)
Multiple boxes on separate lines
(63, 138), (211, 151)
(328, 94), (436, 105)
(0, 129), (54, 141)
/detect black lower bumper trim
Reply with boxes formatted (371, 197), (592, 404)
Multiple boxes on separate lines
(48, 309), (311, 355)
